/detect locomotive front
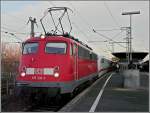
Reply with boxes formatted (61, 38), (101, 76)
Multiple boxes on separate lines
(16, 36), (75, 98)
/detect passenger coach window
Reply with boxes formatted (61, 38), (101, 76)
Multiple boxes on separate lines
(23, 43), (38, 54)
(45, 42), (67, 54)
(101, 59), (104, 63)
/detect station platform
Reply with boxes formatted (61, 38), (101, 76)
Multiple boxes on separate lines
(60, 72), (149, 112)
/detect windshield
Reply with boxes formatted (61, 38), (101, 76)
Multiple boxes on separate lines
(45, 42), (67, 54)
(23, 43), (38, 54)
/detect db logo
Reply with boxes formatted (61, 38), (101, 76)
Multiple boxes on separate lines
(35, 68), (43, 74)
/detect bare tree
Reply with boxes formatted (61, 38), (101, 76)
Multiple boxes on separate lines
(1, 42), (21, 73)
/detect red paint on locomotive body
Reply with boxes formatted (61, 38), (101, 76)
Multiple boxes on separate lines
(17, 36), (98, 84)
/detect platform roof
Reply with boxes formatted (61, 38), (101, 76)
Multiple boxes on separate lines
(112, 52), (148, 62)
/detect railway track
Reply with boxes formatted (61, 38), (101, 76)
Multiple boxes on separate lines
(21, 93), (74, 112)
(21, 83), (93, 112)
(2, 76), (98, 112)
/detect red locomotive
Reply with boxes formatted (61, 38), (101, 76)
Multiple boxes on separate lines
(15, 7), (113, 102)
(16, 35), (98, 100)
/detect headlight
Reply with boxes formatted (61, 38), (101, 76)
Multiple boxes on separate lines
(41, 35), (45, 39)
(21, 72), (26, 77)
(54, 72), (59, 78)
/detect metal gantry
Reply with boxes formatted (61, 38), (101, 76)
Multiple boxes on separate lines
(122, 11), (140, 64)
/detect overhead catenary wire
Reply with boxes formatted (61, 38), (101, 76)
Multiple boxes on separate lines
(71, 22), (89, 43)
(2, 25), (30, 36)
(1, 23), (29, 34)
(103, 1), (121, 28)
(67, 1), (104, 43)
(87, 40), (108, 43)
(48, 1), (116, 54)
(69, 1), (124, 50)
(2, 24), (28, 34)
(67, 1), (94, 30)
(1, 26), (20, 33)
(93, 28), (120, 31)
(93, 29), (126, 49)
(1, 27), (42, 35)
(105, 43), (113, 52)
(47, 1), (88, 41)
(2, 10), (42, 36)
(111, 30), (124, 40)
(66, 1), (97, 40)
(47, 1), (90, 43)
(1, 30), (28, 35)
(67, 2), (123, 49)
(1, 31), (23, 41)
(68, 1), (122, 39)
(48, 1), (56, 7)
(88, 41), (110, 52)
(66, 1), (117, 55)
(92, 29), (124, 40)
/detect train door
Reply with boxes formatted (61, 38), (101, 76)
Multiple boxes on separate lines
(73, 43), (78, 80)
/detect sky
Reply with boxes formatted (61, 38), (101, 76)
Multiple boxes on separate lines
(1, 1), (149, 60)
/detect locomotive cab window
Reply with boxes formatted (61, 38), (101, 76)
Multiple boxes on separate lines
(70, 44), (73, 56)
(23, 43), (38, 54)
(45, 42), (67, 54)
(73, 44), (77, 56)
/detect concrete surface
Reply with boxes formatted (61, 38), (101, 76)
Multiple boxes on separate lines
(123, 69), (140, 89)
(60, 72), (149, 112)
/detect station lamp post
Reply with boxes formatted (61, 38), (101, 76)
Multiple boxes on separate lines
(122, 11), (140, 64)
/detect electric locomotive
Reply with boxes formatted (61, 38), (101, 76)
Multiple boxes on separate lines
(16, 34), (98, 99)
(16, 7), (98, 101)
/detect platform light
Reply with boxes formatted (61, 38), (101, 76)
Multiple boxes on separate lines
(122, 11), (140, 15)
